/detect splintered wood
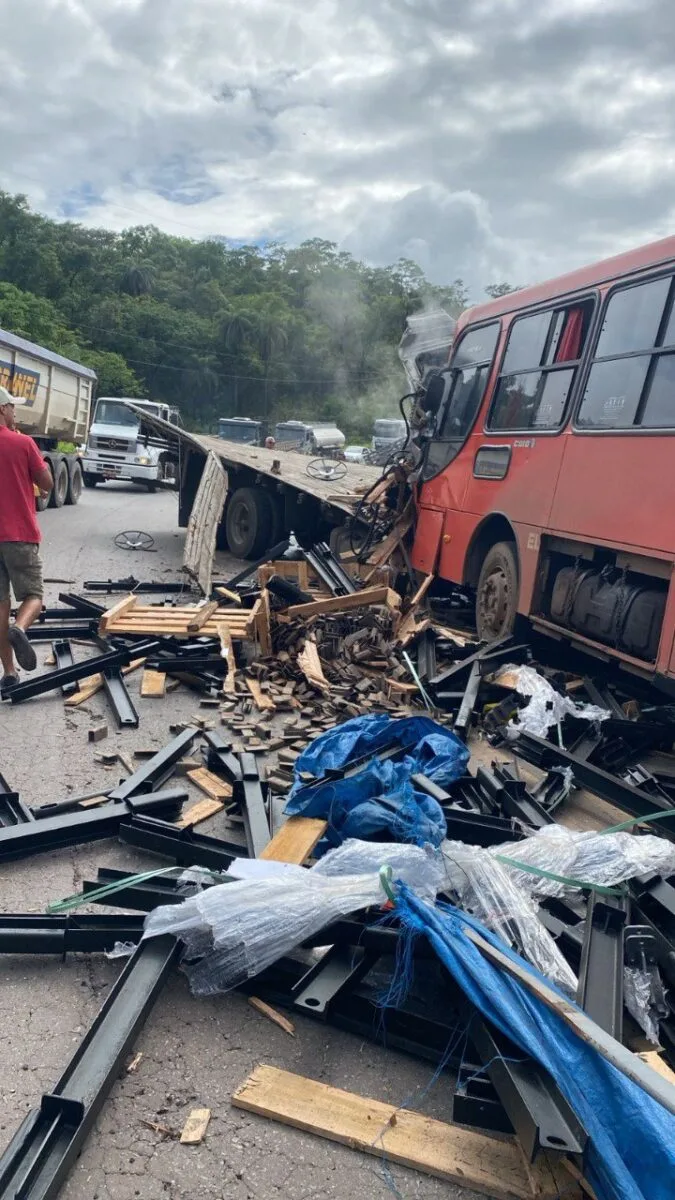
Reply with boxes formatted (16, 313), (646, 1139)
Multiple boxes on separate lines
(99, 596), (257, 643)
(297, 636), (329, 692)
(183, 449), (228, 595)
(232, 1066), (576, 1200)
(187, 767), (233, 802)
(285, 586), (401, 621)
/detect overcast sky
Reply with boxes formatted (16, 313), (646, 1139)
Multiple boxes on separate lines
(0, 0), (673, 295)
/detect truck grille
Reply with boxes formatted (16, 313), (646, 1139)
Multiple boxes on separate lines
(97, 436), (133, 452)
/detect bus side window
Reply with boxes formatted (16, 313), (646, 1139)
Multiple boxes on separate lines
(578, 274), (675, 430)
(488, 300), (593, 432)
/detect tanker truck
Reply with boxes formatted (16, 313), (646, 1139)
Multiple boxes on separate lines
(0, 325), (96, 511)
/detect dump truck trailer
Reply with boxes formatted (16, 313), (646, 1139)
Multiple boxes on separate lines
(0, 326), (96, 511)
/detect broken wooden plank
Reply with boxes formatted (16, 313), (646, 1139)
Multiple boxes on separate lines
(248, 997), (296, 1036)
(395, 612), (431, 647)
(216, 623), (237, 695)
(180, 1107), (211, 1145)
(231, 1066), (575, 1200)
(286, 587), (401, 621)
(140, 668), (167, 698)
(183, 449), (228, 596)
(409, 573), (434, 610)
(259, 817), (327, 864)
(297, 635), (330, 692)
(175, 796), (226, 829)
(257, 587), (272, 657)
(187, 600), (220, 633)
(187, 767), (233, 803)
(98, 593), (138, 634)
(246, 677), (275, 711)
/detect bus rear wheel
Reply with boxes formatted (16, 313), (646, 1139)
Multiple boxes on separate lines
(476, 541), (518, 641)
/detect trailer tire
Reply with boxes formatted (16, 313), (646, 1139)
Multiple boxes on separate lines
(225, 486), (274, 559)
(83, 473), (98, 488)
(47, 460), (68, 509)
(475, 541), (519, 641)
(66, 462), (83, 505)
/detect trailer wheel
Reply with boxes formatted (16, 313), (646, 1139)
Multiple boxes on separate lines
(66, 462), (83, 505)
(48, 460), (69, 508)
(225, 486), (274, 559)
(476, 541), (519, 641)
(36, 465), (53, 512)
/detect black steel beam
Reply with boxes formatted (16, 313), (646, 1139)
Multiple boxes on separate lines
(83, 577), (193, 594)
(292, 945), (377, 1018)
(8, 641), (161, 703)
(58, 593), (107, 618)
(429, 637), (512, 689)
(33, 788), (113, 819)
(577, 891), (628, 1040)
(0, 914), (144, 955)
(225, 539), (291, 589)
(453, 661), (481, 740)
(81, 866), (217, 912)
(0, 792), (34, 827)
(51, 640), (78, 698)
(102, 668), (139, 729)
(236, 753), (270, 857)
(108, 728), (199, 801)
(513, 732), (675, 837)
(0, 790), (186, 863)
(119, 815), (246, 870)
(0, 935), (178, 1199)
(203, 731), (243, 784)
(302, 543), (356, 596)
(466, 1013), (586, 1162)
(26, 622), (96, 643)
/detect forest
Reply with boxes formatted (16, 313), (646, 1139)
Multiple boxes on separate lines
(0, 192), (514, 438)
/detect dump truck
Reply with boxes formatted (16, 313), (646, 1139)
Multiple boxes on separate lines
(0, 326), (96, 511)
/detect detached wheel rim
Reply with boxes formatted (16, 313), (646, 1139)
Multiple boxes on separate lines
(479, 565), (510, 637)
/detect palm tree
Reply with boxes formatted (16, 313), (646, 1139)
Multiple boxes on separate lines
(120, 262), (156, 297)
(220, 309), (255, 353)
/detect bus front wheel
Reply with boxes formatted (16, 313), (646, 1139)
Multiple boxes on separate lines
(476, 541), (518, 641)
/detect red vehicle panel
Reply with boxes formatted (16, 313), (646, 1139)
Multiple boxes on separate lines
(411, 234), (675, 683)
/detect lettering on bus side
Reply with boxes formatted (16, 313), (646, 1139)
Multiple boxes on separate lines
(0, 359), (40, 405)
(513, 438), (536, 449)
(527, 532), (540, 551)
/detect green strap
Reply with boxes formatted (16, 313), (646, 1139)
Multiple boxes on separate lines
(599, 806), (675, 835)
(379, 864), (396, 903)
(495, 854), (623, 896)
(46, 866), (219, 914)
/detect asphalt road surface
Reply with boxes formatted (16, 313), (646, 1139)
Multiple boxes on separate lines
(0, 484), (490, 1200)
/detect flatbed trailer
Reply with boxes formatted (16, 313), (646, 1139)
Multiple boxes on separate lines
(124, 405), (382, 560)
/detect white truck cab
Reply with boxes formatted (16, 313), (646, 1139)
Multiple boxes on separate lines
(82, 397), (181, 491)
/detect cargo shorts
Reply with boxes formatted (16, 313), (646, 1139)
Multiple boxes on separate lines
(0, 542), (44, 603)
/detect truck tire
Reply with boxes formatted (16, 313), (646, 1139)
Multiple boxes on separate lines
(83, 473), (98, 488)
(66, 462), (83, 505)
(225, 486), (274, 559)
(476, 541), (519, 641)
(49, 460), (69, 508)
(144, 482), (158, 493)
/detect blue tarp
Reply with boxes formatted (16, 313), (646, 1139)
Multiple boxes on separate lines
(394, 887), (675, 1200)
(285, 714), (469, 849)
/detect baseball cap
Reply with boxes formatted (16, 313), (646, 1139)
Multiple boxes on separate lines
(0, 386), (15, 407)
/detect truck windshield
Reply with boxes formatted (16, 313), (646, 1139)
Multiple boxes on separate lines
(94, 400), (139, 427)
(374, 420), (406, 438)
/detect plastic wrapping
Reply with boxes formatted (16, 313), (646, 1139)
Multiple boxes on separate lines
(285, 714), (469, 850)
(104, 941), (136, 960)
(440, 839), (578, 994)
(494, 663), (609, 736)
(624, 965), (669, 1045)
(491, 824), (675, 897)
(143, 839), (444, 996)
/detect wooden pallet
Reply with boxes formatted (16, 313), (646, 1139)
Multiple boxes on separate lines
(99, 594), (262, 644)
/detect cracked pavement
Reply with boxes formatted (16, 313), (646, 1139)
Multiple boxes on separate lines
(0, 484), (492, 1200)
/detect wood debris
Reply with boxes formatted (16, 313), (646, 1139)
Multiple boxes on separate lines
(179, 1107), (212, 1145)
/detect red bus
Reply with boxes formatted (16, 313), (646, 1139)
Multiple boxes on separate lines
(410, 235), (675, 685)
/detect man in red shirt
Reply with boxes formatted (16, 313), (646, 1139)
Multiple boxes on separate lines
(0, 388), (54, 694)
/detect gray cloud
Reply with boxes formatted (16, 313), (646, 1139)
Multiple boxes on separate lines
(0, 0), (673, 294)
